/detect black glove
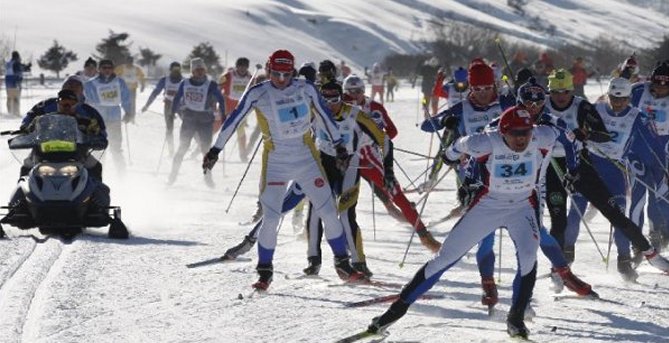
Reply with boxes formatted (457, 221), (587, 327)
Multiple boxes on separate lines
(441, 116), (459, 130)
(457, 182), (483, 207)
(202, 147), (222, 172)
(562, 170), (579, 193)
(122, 112), (135, 123)
(335, 145), (351, 172)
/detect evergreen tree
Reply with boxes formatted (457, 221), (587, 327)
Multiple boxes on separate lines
(644, 35), (669, 71)
(185, 42), (223, 76)
(37, 40), (78, 78)
(94, 30), (132, 66)
(138, 47), (162, 77)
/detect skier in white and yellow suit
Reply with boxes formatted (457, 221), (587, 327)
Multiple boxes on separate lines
(202, 50), (365, 290)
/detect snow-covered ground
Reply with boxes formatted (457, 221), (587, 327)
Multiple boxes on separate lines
(0, 82), (667, 343)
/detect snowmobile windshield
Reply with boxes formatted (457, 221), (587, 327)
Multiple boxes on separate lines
(9, 114), (84, 153)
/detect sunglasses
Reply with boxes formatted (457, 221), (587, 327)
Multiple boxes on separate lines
(522, 100), (544, 108)
(270, 70), (292, 78)
(550, 89), (571, 94)
(346, 88), (364, 95)
(323, 95), (342, 104)
(471, 85), (494, 92)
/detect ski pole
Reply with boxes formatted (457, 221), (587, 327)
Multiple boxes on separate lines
(494, 37), (515, 88)
(124, 122), (132, 165)
(155, 135), (168, 173)
(606, 225), (614, 270)
(225, 139), (262, 213)
(497, 228), (503, 283)
(394, 146), (434, 159)
(393, 157), (420, 192)
(371, 184), (377, 241)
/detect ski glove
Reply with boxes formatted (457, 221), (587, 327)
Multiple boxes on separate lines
(562, 170), (579, 193)
(457, 182), (483, 207)
(335, 145), (351, 172)
(441, 115), (459, 130)
(202, 147), (222, 172)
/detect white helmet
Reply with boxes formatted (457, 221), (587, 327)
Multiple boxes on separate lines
(343, 74), (365, 92)
(607, 77), (631, 97)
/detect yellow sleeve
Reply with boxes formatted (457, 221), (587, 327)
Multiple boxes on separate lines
(356, 111), (385, 150)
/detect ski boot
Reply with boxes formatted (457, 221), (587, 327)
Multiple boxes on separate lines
(645, 248), (669, 273)
(552, 266), (593, 296)
(223, 235), (256, 260)
(617, 255), (639, 282)
(367, 299), (409, 334)
(506, 308), (529, 339)
(334, 256), (366, 282)
(252, 263), (273, 291)
(481, 277), (498, 311)
(353, 261), (374, 278)
(303, 256), (322, 276)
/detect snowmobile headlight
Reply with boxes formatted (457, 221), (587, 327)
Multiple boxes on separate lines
(59, 165), (79, 176)
(37, 165), (57, 176)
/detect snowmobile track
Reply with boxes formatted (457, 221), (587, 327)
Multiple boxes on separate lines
(0, 238), (68, 342)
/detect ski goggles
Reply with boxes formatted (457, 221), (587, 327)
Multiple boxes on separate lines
(522, 99), (545, 108)
(345, 88), (364, 95)
(550, 89), (571, 94)
(323, 95), (342, 104)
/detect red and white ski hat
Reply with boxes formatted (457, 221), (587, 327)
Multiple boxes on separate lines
(499, 106), (533, 135)
(468, 58), (495, 87)
(268, 49), (294, 72)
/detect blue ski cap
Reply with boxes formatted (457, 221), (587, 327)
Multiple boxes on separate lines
(517, 77), (546, 105)
(453, 67), (468, 83)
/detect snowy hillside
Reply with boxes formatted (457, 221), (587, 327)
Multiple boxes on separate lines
(0, 82), (668, 343)
(1, 0), (668, 75)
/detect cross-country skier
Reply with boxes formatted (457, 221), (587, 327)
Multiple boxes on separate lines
(303, 81), (385, 277)
(217, 57), (254, 161)
(367, 106), (578, 339)
(84, 59), (132, 172)
(343, 75), (442, 253)
(141, 61), (184, 156)
(565, 77), (668, 281)
(202, 49), (363, 290)
(114, 56), (146, 116)
(167, 58), (226, 187)
(629, 61), (669, 250)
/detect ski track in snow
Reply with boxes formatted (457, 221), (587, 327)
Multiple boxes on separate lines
(0, 83), (668, 342)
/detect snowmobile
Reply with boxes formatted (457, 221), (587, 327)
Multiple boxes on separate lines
(0, 114), (128, 240)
